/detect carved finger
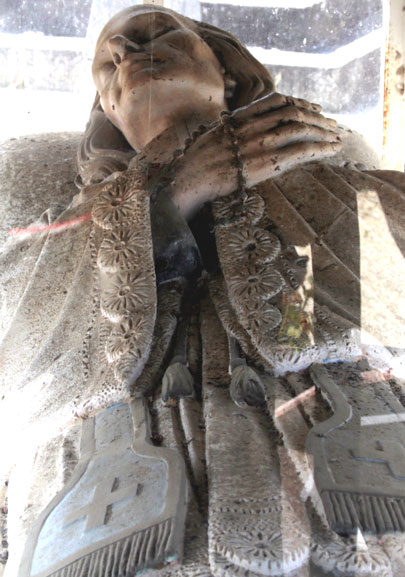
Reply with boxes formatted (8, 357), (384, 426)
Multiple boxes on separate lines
(242, 122), (341, 157)
(237, 106), (338, 139)
(245, 141), (343, 184)
(291, 95), (323, 112)
(234, 92), (322, 121)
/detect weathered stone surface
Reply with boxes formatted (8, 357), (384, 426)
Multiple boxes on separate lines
(308, 364), (405, 534)
(0, 3), (403, 573)
(272, 365), (405, 576)
(18, 400), (187, 577)
(0, 132), (80, 243)
(201, 300), (311, 577)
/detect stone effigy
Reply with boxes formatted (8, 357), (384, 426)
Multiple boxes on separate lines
(0, 4), (405, 577)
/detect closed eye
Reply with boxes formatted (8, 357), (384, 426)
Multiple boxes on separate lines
(152, 26), (176, 40)
(146, 26), (177, 43)
(128, 26), (177, 45)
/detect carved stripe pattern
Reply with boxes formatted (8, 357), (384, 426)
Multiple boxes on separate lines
(323, 490), (405, 534)
(47, 518), (174, 577)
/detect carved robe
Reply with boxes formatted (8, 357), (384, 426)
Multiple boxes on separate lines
(1, 133), (405, 577)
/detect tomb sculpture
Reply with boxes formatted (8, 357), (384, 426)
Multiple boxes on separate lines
(0, 5), (405, 577)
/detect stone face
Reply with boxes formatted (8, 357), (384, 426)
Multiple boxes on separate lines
(0, 0), (384, 151)
(18, 400), (187, 577)
(85, 0), (200, 55)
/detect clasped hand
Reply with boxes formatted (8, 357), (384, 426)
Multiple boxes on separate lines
(172, 92), (342, 219)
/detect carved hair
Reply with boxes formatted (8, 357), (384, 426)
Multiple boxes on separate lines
(77, 7), (274, 187)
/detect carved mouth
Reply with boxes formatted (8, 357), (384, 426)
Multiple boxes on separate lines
(129, 55), (164, 64)
(125, 57), (164, 77)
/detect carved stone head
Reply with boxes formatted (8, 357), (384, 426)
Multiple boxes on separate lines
(77, 4), (274, 186)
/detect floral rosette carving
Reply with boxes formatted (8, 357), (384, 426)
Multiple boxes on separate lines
(97, 228), (146, 272)
(212, 186), (347, 372)
(226, 227), (281, 265)
(311, 537), (391, 576)
(113, 348), (144, 387)
(210, 501), (310, 576)
(212, 190), (287, 368)
(106, 316), (151, 362)
(100, 270), (153, 323)
(90, 167), (157, 397)
(244, 299), (282, 335)
(212, 192), (264, 226)
(227, 264), (284, 302)
(92, 174), (145, 230)
(242, 193), (265, 224)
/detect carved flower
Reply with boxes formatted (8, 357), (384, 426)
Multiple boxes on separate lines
(97, 229), (145, 272)
(227, 227), (281, 264)
(92, 178), (141, 230)
(312, 538), (391, 576)
(245, 299), (282, 333)
(228, 264), (284, 301)
(106, 316), (150, 362)
(213, 192), (265, 226)
(214, 517), (308, 575)
(101, 271), (152, 322)
(242, 194), (265, 223)
(212, 191), (244, 224)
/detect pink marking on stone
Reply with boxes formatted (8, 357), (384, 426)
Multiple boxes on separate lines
(361, 369), (391, 384)
(8, 213), (92, 236)
(274, 385), (316, 418)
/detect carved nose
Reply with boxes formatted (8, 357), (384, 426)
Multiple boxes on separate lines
(108, 35), (142, 65)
